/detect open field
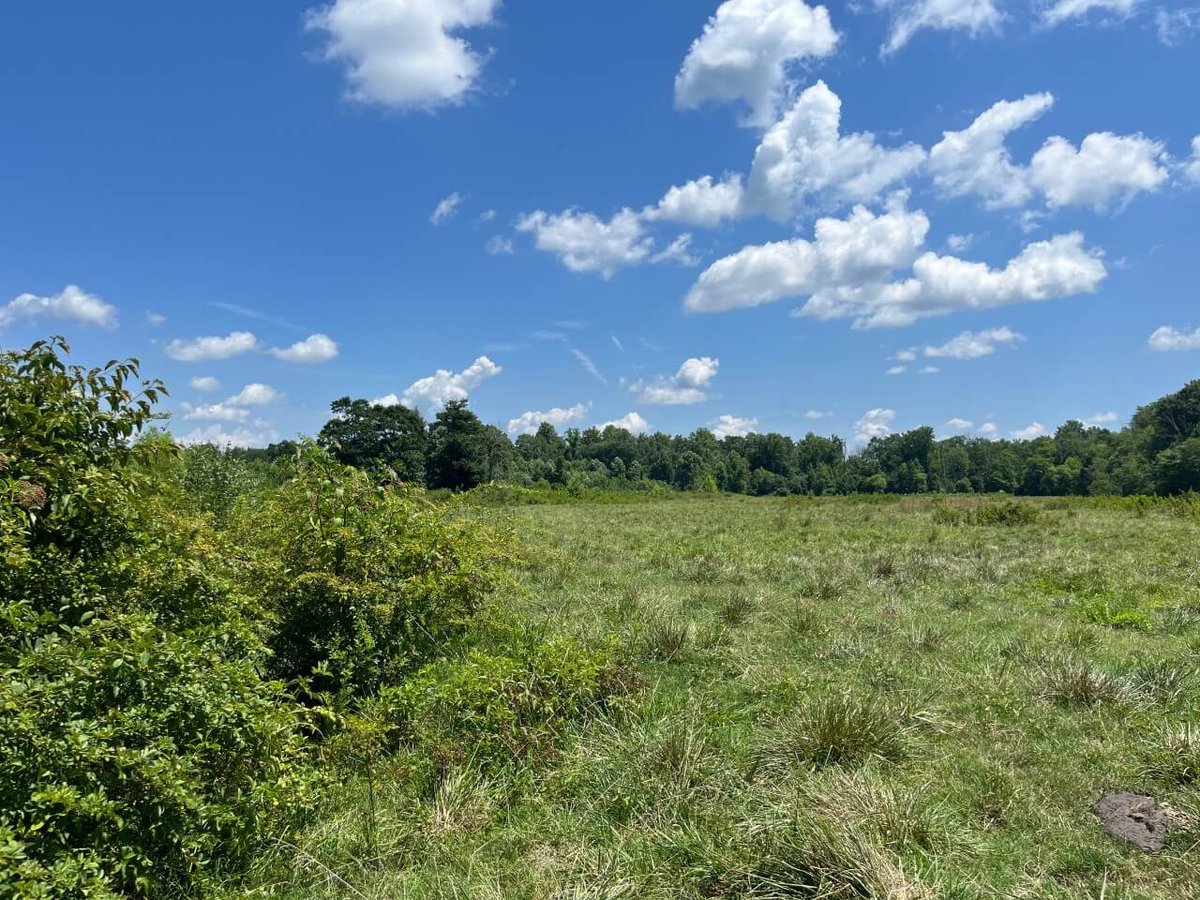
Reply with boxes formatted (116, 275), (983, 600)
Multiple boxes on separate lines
(229, 495), (1200, 899)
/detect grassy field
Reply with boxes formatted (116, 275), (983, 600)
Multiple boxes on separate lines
(230, 495), (1200, 899)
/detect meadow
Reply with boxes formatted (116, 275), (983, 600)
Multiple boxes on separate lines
(228, 494), (1200, 899)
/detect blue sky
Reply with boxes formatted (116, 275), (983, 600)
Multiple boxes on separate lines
(2, 0), (1198, 446)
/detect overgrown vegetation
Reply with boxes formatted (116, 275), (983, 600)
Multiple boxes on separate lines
(5, 338), (1200, 897)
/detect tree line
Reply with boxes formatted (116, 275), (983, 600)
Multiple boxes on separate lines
(231, 380), (1200, 497)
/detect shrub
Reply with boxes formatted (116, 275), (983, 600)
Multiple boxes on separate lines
(244, 444), (515, 698)
(380, 635), (629, 771)
(0, 338), (311, 897)
(934, 500), (1040, 527)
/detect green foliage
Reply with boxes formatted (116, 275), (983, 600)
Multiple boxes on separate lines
(758, 694), (916, 770)
(1141, 724), (1200, 785)
(318, 396), (428, 484)
(245, 443), (514, 697)
(379, 635), (628, 771)
(932, 498), (1041, 526)
(1077, 597), (1153, 631)
(0, 338), (310, 898)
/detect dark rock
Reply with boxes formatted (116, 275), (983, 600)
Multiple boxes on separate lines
(1093, 792), (1168, 853)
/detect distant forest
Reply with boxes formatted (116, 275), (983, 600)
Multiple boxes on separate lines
(229, 381), (1200, 497)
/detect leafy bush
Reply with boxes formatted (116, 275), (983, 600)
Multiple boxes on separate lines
(933, 499), (1041, 527)
(243, 444), (515, 698)
(0, 338), (310, 897)
(379, 635), (629, 771)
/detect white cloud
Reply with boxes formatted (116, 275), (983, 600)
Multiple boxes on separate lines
(611, 335), (625, 352)
(598, 412), (652, 434)
(798, 231), (1106, 328)
(918, 365), (940, 374)
(485, 235), (514, 255)
(877, 0), (1003, 56)
(1028, 132), (1168, 211)
(1040, 0), (1139, 27)
(887, 365), (907, 375)
(1148, 325), (1200, 351)
(650, 233), (699, 266)
(431, 191), (463, 224)
(744, 82), (926, 220)
(645, 174), (745, 228)
(182, 402), (251, 422)
(177, 422), (279, 448)
(1183, 136), (1200, 183)
(921, 326), (1025, 359)
(944, 417), (974, 430)
(305, 0), (501, 111)
(516, 208), (653, 278)
(977, 422), (998, 436)
(400, 355), (501, 410)
(506, 403), (588, 436)
(928, 93), (1055, 209)
(635, 356), (719, 405)
(270, 333), (339, 364)
(189, 376), (221, 392)
(895, 348), (918, 361)
(1156, 8), (1200, 45)
(478, 209), (497, 223)
(1082, 411), (1119, 427)
(165, 331), (259, 362)
(1011, 422), (1048, 439)
(805, 409), (833, 419)
(571, 348), (607, 384)
(227, 383), (284, 406)
(684, 196), (930, 313)
(946, 233), (974, 252)
(674, 0), (839, 127)
(0, 285), (117, 331)
(146, 311), (167, 327)
(853, 408), (895, 443)
(710, 414), (759, 438)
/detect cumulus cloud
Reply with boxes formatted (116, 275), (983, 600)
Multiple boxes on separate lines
(928, 93), (1055, 209)
(0, 285), (117, 331)
(305, 0), (501, 111)
(1028, 132), (1168, 211)
(1082, 411), (1119, 427)
(930, 94), (1168, 212)
(177, 422), (279, 448)
(877, 0), (1003, 56)
(227, 383), (284, 406)
(145, 311), (166, 327)
(598, 412), (653, 434)
(516, 208), (653, 278)
(634, 357), (720, 405)
(805, 409), (833, 419)
(165, 331), (259, 362)
(1040, 0), (1139, 27)
(887, 365), (907, 375)
(920, 326), (1025, 359)
(853, 408), (895, 443)
(270, 333), (339, 364)
(710, 414), (759, 438)
(944, 417), (974, 430)
(189, 376), (221, 392)
(431, 191), (463, 224)
(674, 0), (839, 127)
(978, 422), (998, 436)
(1148, 325), (1200, 351)
(506, 403), (588, 436)
(1183, 136), (1200, 183)
(684, 196), (930, 313)
(1011, 422), (1048, 439)
(946, 233), (974, 252)
(182, 402), (251, 422)
(744, 81), (926, 220)
(796, 231), (1106, 328)
(645, 175), (745, 228)
(399, 355), (501, 411)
